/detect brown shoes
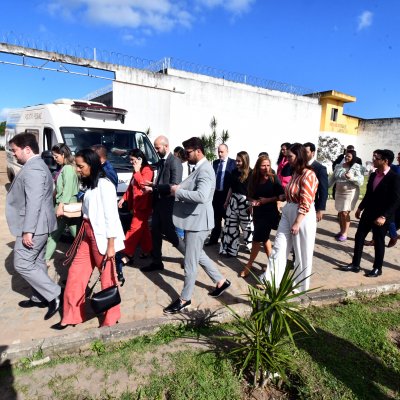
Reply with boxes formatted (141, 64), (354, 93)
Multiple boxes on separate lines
(388, 236), (398, 248)
(239, 265), (252, 278)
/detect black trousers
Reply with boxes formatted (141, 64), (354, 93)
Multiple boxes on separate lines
(151, 199), (180, 263)
(352, 214), (388, 270)
(209, 190), (227, 243)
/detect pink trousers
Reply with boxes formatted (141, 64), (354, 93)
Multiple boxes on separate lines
(62, 220), (121, 327)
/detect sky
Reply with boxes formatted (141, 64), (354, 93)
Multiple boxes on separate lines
(1, 0), (400, 121)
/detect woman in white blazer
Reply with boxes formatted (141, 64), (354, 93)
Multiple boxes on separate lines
(52, 149), (125, 330)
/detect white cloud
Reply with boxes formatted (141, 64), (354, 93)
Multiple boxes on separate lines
(0, 108), (11, 120)
(44, 0), (254, 33)
(357, 10), (373, 31)
(198, 0), (255, 14)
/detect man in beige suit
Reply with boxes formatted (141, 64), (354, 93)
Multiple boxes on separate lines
(6, 133), (61, 320)
(163, 137), (231, 314)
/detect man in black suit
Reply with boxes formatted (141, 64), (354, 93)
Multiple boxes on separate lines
(206, 144), (236, 246)
(342, 149), (400, 277)
(141, 135), (183, 272)
(304, 142), (328, 222)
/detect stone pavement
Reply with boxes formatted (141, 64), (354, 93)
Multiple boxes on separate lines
(0, 151), (399, 361)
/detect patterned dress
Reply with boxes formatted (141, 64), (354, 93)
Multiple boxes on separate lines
(219, 169), (253, 256)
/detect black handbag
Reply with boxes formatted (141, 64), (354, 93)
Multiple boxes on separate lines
(88, 257), (121, 315)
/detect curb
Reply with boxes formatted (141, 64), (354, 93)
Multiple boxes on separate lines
(2, 282), (400, 366)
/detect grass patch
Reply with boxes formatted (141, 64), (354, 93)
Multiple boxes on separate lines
(131, 350), (242, 399)
(290, 294), (400, 399)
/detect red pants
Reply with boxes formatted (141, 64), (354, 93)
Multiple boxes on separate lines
(62, 220), (121, 327)
(124, 209), (152, 256)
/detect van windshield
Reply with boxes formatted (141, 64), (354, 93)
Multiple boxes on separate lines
(60, 127), (158, 170)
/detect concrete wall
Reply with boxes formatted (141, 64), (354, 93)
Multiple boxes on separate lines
(320, 118), (400, 168)
(357, 118), (400, 163)
(113, 67), (321, 165)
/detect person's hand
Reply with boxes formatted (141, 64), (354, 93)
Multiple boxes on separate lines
(251, 200), (260, 207)
(118, 198), (125, 208)
(290, 222), (300, 235)
(143, 180), (153, 187)
(170, 184), (180, 196)
(56, 203), (64, 218)
(355, 209), (362, 219)
(143, 186), (153, 193)
(374, 216), (386, 226)
(22, 232), (34, 248)
(316, 210), (323, 222)
(133, 158), (142, 172)
(106, 245), (116, 260)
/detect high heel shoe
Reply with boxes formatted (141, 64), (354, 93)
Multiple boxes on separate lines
(239, 266), (252, 278)
(117, 271), (126, 287)
(51, 322), (75, 330)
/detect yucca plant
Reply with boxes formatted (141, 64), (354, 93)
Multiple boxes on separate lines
(221, 265), (316, 388)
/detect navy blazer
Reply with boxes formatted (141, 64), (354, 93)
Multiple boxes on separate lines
(359, 169), (400, 222)
(212, 157), (236, 193)
(311, 160), (328, 212)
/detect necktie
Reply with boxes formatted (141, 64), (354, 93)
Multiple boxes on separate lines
(156, 158), (165, 184)
(216, 159), (224, 191)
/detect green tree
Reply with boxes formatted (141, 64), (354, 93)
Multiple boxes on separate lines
(0, 121), (5, 136)
(201, 116), (230, 161)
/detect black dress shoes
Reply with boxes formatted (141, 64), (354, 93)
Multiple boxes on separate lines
(141, 262), (164, 272)
(117, 271), (126, 287)
(341, 264), (360, 273)
(163, 298), (191, 314)
(18, 299), (47, 309)
(44, 296), (61, 320)
(208, 279), (231, 297)
(51, 322), (75, 330)
(365, 268), (382, 277)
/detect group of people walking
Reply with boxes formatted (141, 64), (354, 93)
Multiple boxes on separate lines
(6, 132), (400, 330)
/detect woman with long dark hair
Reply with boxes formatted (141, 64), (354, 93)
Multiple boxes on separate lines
(329, 149), (364, 241)
(219, 151), (253, 257)
(260, 143), (318, 292)
(52, 149), (125, 329)
(117, 149), (154, 271)
(277, 142), (292, 188)
(45, 143), (79, 266)
(239, 155), (284, 277)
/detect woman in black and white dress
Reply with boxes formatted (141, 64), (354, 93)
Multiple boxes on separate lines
(219, 151), (253, 257)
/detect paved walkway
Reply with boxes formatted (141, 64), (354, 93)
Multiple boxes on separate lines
(1, 151), (399, 349)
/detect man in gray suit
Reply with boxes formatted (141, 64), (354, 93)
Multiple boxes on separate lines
(6, 133), (62, 320)
(163, 137), (231, 314)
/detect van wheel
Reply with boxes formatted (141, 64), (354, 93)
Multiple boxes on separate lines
(7, 168), (14, 183)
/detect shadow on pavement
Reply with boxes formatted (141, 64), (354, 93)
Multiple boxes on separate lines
(0, 346), (17, 400)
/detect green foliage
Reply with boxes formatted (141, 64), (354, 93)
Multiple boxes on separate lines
(0, 121), (5, 136)
(90, 339), (106, 356)
(221, 265), (316, 387)
(201, 116), (230, 161)
(133, 351), (241, 400)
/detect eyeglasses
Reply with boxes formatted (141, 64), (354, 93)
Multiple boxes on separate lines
(185, 149), (195, 155)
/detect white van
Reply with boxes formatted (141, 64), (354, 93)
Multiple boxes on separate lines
(5, 99), (158, 195)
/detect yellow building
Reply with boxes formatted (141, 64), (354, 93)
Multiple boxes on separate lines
(318, 90), (359, 135)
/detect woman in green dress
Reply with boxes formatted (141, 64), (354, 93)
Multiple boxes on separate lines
(45, 144), (80, 266)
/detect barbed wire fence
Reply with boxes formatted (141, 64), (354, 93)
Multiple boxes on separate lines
(1, 31), (319, 98)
